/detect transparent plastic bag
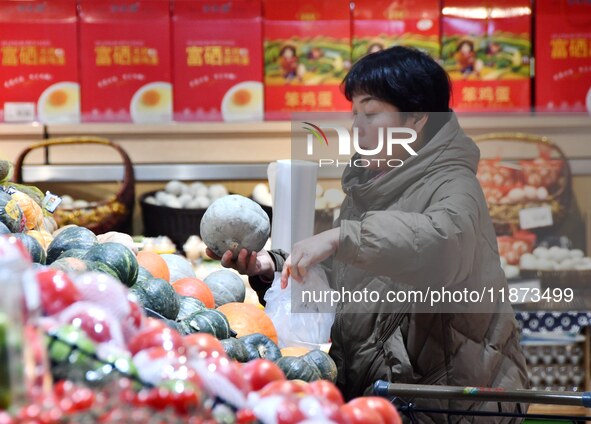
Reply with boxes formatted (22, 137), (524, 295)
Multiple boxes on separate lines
(264, 265), (336, 348)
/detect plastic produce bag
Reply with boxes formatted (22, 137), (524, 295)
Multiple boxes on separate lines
(264, 265), (336, 348)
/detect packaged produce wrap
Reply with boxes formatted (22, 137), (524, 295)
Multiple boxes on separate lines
(265, 160), (335, 348)
(267, 159), (317, 252)
(264, 266), (336, 348)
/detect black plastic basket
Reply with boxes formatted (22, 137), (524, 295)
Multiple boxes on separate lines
(140, 190), (205, 250)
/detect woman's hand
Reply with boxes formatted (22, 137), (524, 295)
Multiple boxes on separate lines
(205, 248), (275, 281)
(281, 228), (340, 289)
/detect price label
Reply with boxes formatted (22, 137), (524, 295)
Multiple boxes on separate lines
(4, 102), (35, 122)
(519, 205), (553, 230)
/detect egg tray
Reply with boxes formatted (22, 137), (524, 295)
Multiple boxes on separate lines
(13, 137), (135, 235)
(473, 133), (572, 228)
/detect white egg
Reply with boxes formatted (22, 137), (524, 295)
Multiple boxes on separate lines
(189, 182), (208, 197)
(144, 196), (158, 205)
(61, 194), (74, 206)
(536, 187), (548, 200)
(196, 196), (211, 209)
(500, 256), (507, 268)
(523, 186), (537, 200)
(507, 187), (525, 203)
(570, 249), (584, 259)
(519, 253), (537, 270)
(558, 258), (576, 270)
(316, 184), (324, 198)
(315, 197), (328, 210)
(208, 184), (228, 199)
(499, 196), (511, 204)
(165, 197), (183, 209)
(178, 194), (193, 207)
(537, 259), (555, 271)
(256, 192), (273, 207)
(575, 262), (591, 271)
(504, 265), (520, 279)
(155, 191), (171, 204)
(72, 199), (89, 208)
(185, 198), (202, 209)
(165, 180), (187, 196)
(533, 246), (549, 259)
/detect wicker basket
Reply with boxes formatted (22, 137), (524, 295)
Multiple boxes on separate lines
(13, 137), (135, 235)
(473, 133), (572, 229)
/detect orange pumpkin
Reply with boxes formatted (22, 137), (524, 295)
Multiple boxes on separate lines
(11, 191), (43, 230)
(280, 346), (311, 357)
(172, 277), (215, 308)
(217, 302), (278, 344)
(137, 251), (170, 282)
(26, 230), (53, 250)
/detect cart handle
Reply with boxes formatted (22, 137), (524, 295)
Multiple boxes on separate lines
(373, 380), (591, 408)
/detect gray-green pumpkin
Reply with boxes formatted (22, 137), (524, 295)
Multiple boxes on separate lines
(200, 195), (270, 258)
(204, 269), (246, 307)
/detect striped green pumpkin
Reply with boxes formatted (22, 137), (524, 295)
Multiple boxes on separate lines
(47, 226), (98, 264)
(181, 309), (232, 339)
(83, 242), (138, 287)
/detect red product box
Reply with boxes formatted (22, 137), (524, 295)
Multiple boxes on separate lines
(352, 0), (440, 63)
(172, 0), (263, 122)
(263, 0), (352, 120)
(0, 0), (79, 123)
(535, 0), (591, 112)
(441, 0), (532, 111)
(79, 0), (172, 123)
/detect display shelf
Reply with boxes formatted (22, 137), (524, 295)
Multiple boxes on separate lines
(2, 115), (591, 182)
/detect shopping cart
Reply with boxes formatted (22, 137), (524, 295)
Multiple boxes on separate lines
(374, 380), (591, 423)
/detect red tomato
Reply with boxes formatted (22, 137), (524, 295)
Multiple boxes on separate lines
(35, 269), (80, 315)
(341, 402), (385, 424)
(67, 310), (112, 343)
(128, 326), (185, 355)
(204, 356), (250, 394)
(342, 397), (401, 424)
(242, 359), (286, 392)
(258, 380), (308, 397)
(306, 380), (344, 406)
(184, 333), (226, 359)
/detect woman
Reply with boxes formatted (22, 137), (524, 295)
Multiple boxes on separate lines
(208, 46), (528, 423)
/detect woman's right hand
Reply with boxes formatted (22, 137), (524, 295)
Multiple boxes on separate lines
(205, 248), (275, 281)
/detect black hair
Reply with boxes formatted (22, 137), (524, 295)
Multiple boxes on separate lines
(342, 46), (451, 141)
(456, 39), (475, 52)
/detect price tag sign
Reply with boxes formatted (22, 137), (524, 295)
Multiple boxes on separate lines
(519, 205), (554, 230)
(4, 102), (35, 122)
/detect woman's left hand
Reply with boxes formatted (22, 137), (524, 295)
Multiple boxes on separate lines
(280, 227), (340, 288)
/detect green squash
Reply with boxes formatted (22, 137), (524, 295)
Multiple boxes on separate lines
(130, 278), (180, 320)
(181, 309), (232, 339)
(239, 333), (281, 361)
(57, 248), (90, 261)
(83, 242), (138, 287)
(302, 350), (338, 383)
(220, 338), (249, 362)
(204, 270), (246, 307)
(134, 266), (154, 286)
(0, 191), (24, 233)
(85, 260), (120, 281)
(276, 356), (321, 382)
(176, 296), (206, 322)
(10, 233), (46, 264)
(47, 226), (98, 264)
